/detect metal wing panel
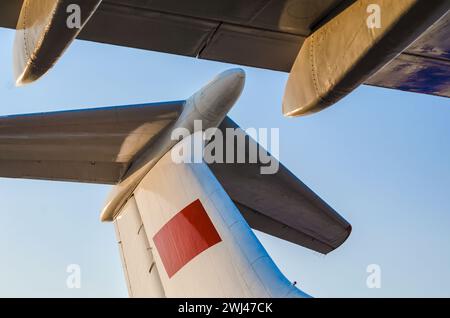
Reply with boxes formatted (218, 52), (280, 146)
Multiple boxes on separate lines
(0, 0), (349, 72)
(366, 12), (450, 98)
(209, 117), (351, 254)
(80, 2), (219, 58)
(406, 11), (450, 61)
(0, 0), (23, 29)
(2, 1), (447, 98)
(198, 24), (304, 72)
(0, 160), (125, 184)
(77, 0), (344, 71)
(103, 0), (342, 35)
(0, 101), (183, 184)
(366, 53), (450, 98)
(81, 1), (450, 97)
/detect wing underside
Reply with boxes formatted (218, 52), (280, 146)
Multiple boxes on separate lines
(366, 11), (450, 98)
(1, 0), (448, 98)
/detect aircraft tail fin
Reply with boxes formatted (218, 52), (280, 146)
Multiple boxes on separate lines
(113, 134), (309, 298)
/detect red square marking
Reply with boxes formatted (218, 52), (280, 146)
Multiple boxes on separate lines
(153, 199), (222, 278)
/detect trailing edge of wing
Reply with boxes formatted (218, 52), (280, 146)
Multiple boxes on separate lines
(366, 11), (450, 98)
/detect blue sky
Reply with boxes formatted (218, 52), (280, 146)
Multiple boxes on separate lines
(0, 27), (450, 298)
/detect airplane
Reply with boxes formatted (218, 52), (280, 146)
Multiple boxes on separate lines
(0, 0), (448, 297)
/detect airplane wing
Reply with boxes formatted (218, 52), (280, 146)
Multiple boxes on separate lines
(1, 1), (448, 102)
(0, 0), (341, 73)
(0, 103), (350, 254)
(80, 1), (450, 100)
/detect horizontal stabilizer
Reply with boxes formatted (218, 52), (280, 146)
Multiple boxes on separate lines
(210, 118), (351, 254)
(0, 103), (350, 253)
(0, 101), (183, 183)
